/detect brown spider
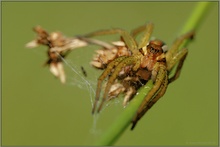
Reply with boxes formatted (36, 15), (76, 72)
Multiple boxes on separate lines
(26, 26), (88, 83)
(78, 35), (150, 106)
(82, 23), (194, 130)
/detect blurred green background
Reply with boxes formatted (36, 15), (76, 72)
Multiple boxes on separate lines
(2, 2), (218, 146)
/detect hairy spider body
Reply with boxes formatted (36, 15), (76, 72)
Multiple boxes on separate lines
(77, 37), (152, 105)
(83, 23), (194, 130)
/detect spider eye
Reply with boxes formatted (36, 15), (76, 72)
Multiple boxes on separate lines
(150, 47), (156, 53)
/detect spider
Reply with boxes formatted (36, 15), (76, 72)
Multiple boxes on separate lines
(78, 35), (151, 106)
(82, 23), (194, 130)
(77, 36), (147, 106)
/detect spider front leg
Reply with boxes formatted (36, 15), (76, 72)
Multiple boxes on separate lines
(131, 63), (168, 130)
(166, 31), (194, 70)
(130, 23), (154, 49)
(166, 31), (194, 84)
(76, 36), (115, 50)
(84, 28), (138, 53)
(168, 48), (188, 83)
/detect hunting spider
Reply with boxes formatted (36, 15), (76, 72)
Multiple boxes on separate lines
(83, 23), (194, 130)
(78, 35), (150, 106)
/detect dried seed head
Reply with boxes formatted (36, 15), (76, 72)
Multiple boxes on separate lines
(25, 40), (39, 48)
(49, 62), (66, 84)
(26, 26), (89, 84)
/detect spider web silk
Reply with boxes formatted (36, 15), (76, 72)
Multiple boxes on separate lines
(30, 45), (124, 135)
(60, 56), (95, 105)
(57, 51), (125, 135)
(57, 51), (105, 135)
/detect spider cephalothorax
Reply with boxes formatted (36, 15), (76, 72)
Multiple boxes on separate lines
(140, 40), (166, 70)
(81, 23), (194, 130)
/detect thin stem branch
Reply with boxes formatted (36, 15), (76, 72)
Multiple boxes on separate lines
(93, 2), (213, 146)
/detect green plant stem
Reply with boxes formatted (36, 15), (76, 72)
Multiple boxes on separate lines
(181, 2), (212, 35)
(94, 2), (212, 146)
(179, 1), (212, 48)
(95, 81), (153, 145)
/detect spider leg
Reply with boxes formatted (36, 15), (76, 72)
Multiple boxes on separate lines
(84, 28), (138, 53)
(131, 24), (149, 38)
(85, 28), (126, 37)
(76, 36), (115, 50)
(168, 48), (188, 83)
(131, 63), (167, 130)
(147, 74), (168, 109)
(137, 23), (154, 49)
(166, 31), (194, 64)
(136, 74), (168, 120)
(131, 74), (168, 130)
(97, 55), (141, 113)
(128, 23), (154, 49)
(92, 56), (127, 114)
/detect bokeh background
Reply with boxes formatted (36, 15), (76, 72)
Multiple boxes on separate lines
(2, 2), (218, 146)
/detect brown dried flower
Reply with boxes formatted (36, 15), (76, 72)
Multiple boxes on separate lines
(26, 26), (88, 83)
